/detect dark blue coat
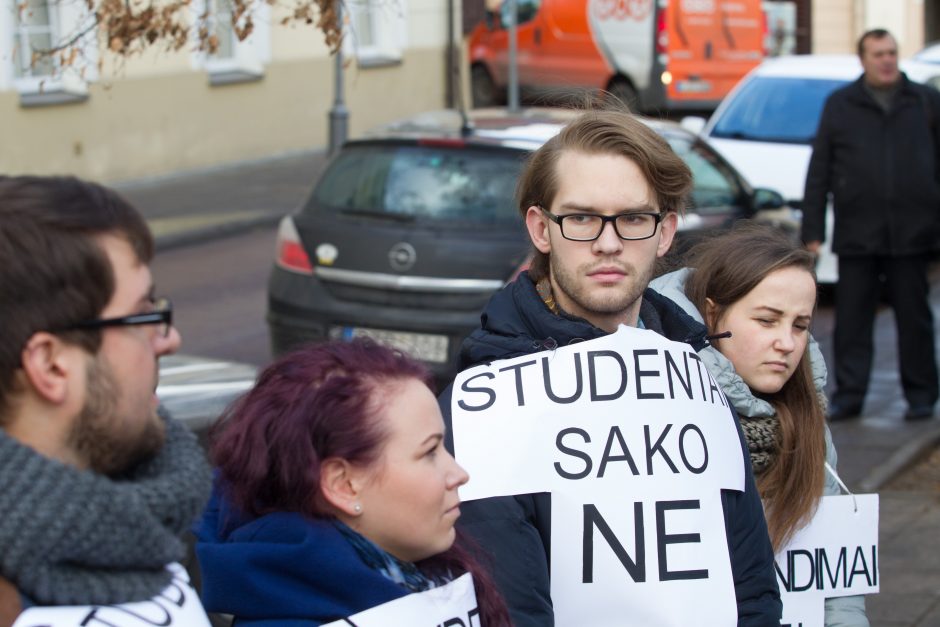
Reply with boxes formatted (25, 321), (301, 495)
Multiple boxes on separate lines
(194, 490), (409, 626)
(440, 274), (782, 626)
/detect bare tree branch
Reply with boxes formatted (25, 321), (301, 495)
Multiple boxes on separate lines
(25, 0), (343, 74)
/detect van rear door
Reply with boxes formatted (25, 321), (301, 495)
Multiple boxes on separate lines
(666, 0), (764, 107)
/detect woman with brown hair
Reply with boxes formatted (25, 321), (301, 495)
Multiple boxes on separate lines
(651, 223), (868, 626)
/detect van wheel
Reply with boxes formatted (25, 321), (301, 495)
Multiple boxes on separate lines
(607, 79), (638, 112)
(472, 65), (501, 108)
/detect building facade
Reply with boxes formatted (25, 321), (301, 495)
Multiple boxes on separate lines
(763, 0), (935, 57)
(1, 0), (458, 181)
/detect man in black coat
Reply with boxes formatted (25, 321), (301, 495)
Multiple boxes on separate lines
(441, 110), (781, 626)
(803, 28), (940, 421)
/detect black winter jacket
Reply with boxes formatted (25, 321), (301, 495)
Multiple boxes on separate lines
(439, 274), (782, 627)
(802, 73), (940, 256)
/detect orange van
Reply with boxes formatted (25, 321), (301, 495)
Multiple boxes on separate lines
(469, 0), (766, 112)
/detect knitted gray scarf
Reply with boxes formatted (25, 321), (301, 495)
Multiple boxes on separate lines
(0, 410), (212, 605)
(739, 414), (780, 476)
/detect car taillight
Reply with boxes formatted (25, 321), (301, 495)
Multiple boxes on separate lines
(656, 3), (668, 58)
(275, 216), (314, 275)
(418, 138), (467, 148)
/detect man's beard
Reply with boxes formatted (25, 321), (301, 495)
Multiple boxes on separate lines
(549, 255), (654, 319)
(69, 356), (166, 476)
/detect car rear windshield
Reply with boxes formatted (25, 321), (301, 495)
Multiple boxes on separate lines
(710, 76), (848, 144)
(306, 143), (525, 226)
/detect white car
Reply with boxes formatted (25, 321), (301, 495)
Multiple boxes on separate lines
(914, 41), (940, 68)
(682, 54), (940, 283)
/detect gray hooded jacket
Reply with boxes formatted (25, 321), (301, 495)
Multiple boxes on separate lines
(650, 269), (868, 627)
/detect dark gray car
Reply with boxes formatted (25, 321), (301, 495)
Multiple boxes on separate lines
(266, 108), (783, 381)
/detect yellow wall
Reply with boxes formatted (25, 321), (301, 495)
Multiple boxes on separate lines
(812, 0), (859, 54)
(1, 47), (446, 182)
(813, 0), (925, 56)
(865, 0), (925, 57)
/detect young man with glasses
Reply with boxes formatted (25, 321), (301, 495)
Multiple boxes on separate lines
(440, 110), (781, 626)
(0, 176), (212, 623)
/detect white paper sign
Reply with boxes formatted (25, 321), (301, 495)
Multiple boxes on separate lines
(13, 563), (210, 627)
(452, 326), (747, 626)
(321, 573), (478, 627)
(777, 494), (880, 627)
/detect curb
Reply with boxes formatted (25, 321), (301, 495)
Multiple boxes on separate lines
(153, 213), (283, 252)
(858, 423), (940, 492)
(115, 148), (328, 191)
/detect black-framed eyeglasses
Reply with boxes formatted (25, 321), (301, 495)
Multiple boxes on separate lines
(61, 297), (173, 338)
(539, 206), (663, 241)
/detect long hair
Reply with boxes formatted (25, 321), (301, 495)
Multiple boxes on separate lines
(684, 224), (826, 551)
(210, 339), (510, 626)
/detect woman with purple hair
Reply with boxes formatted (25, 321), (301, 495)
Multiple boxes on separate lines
(194, 339), (510, 626)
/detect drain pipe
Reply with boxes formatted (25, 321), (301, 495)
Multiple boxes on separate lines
(328, 0), (349, 155)
(507, 0), (520, 112)
(446, 0), (456, 108)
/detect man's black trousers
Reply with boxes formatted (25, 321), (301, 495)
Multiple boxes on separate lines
(833, 254), (939, 410)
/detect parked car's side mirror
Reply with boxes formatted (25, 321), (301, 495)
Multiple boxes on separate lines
(752, 187), (786, 211)
(680, 116), (706, 135)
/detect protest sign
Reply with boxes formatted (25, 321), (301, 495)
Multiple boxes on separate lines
(321, 573), (478, 627)
(777, 494), (879, 627)
(452, 325), (747, 625)
(13, 564), (210, 627)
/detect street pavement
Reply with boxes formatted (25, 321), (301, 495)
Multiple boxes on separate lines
(115, 152), (940, 625)
(116, 149), (329, 251)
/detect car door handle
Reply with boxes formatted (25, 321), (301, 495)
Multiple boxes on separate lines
(534, 27), (541, 45)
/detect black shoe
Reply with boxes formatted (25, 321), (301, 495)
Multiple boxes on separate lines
(827, 402), (862, 421)
(904, 405), (934, 420)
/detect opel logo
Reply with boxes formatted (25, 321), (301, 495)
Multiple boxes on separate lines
(388, 242), (417, 272)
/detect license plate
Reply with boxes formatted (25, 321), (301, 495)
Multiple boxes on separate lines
(676, 80), (712, 93)
(330, 326), (449, 364)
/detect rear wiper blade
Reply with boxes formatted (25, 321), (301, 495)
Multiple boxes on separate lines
(714, 130), (759, 140)
(340, 209), (416, 222)
(715, 130), (809, 144)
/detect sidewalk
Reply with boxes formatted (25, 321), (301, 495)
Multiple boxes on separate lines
(122, 152), (940, 625)
(114, 149), (330, 251)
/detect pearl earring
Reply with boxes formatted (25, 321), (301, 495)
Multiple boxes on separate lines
(354, 503), (362, 514)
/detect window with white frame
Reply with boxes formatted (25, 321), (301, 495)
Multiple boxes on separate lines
(13, 0), (57, 79)
(344, 0), (407, 67)
(0, 0), (97, 102)
(198, 0), (269, 85)
(206, 0), (236, 62)
(350, 0), (376, 49)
